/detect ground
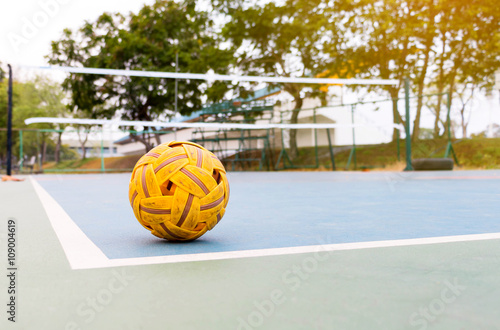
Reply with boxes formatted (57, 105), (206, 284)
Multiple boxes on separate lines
(0, 170), (499, 329)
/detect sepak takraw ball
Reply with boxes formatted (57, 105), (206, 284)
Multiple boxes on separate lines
(129, 141), (229, 241)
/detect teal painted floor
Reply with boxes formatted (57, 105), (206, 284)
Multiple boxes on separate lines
(1, 171), (500, 330)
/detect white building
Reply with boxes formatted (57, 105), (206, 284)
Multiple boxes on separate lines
(113, 86), (397, 158)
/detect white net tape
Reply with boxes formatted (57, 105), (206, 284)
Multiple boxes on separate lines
(25, 117), (405, 131)
(26, 65), (399, 86)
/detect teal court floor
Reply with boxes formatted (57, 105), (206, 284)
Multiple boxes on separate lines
(1, 170), (500, 329)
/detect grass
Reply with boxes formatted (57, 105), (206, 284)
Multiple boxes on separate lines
(452, 138), (500, 169)
(38, 137), (500, 173)
(288, 137), (500, 171)
(43, 158), (96, 170)
(43, 155), (142, 173)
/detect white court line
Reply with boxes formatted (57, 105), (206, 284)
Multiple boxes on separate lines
(31, 176), (500, 270)
(30, 177), (110, 269)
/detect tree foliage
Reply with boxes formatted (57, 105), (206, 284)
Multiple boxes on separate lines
(38, 0), (500, 158)
(213, 0), (329, 158)
(429, 0), (500, 137)
(323, 0), (500, 139)
(0, 74), (68, 163)
(48, 0), (235, 151)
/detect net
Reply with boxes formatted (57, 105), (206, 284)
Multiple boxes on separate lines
(20, 65), (409, 172)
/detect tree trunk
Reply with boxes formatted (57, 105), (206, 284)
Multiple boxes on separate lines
(459, 85), (474, 138)
(41, 139), (47, 164)
(460, 107), (467, 138)
(77, 126), (90, 160)
(413, 2), (436, 141)
(288, 97), (303, 160)
(433, 90), (444, 138)
(412, 41), (432, 141)
(389, 87), (404, 141)
(152, 127), (162, 146)
(129, 134), (154, 153)
(81, 142), (87, 160)
(433, 39), (447, 138)
(444, 71), (457, 139)
(55, 132), (63, 163)
(391, 97), (399, 141)
(412, 93), (423, 141)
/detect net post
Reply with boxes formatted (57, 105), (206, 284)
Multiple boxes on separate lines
(313, 108), (319, 168)
(404, 77), (413, 171)
(6, 64), (13, 176)
(175, 51), (178, 113)
(444, 92), (459, 165)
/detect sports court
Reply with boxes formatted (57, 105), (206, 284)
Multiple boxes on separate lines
(2, 2), (499, 327)
(2, 170), (500, 329)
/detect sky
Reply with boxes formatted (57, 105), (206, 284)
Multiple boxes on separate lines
(1, 0), (499, 137)
(0, 0), (156, 142)
(1, 0), (155, 67)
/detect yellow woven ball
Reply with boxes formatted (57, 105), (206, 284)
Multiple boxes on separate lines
(129, 141), (229, 241)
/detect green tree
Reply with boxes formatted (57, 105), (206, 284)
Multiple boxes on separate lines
(0, 63), (4, 82)
(0, 75), (68, 165)
(48, 0), (235, 152)
(71, 108), (95, 160)
(323, 0), (500, 142)
(213, 0), (327, 159)
(34, 76), (69, 163)
(429, 0), (500, 137)
(16, 77), (68, 164)
(323, 0), (430, 141)
(0, 78), (31, 163)
(409, 0), (439, 141)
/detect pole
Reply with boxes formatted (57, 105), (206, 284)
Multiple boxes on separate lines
(313, 108), (318, 168)
(175, 51), (178, 114)
(444, 92), (459, 165)
(404, 77), (413, 171)
(19, 130), (23, 172)
(352, 105), (357, 170)
(6, 64), (13, 176)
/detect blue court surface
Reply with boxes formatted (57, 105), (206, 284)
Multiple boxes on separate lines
(2, 170), (500, 330)
(34, 171), (500, 260)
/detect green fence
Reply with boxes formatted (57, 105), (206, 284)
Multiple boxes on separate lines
(2, 86), (463, 174)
